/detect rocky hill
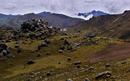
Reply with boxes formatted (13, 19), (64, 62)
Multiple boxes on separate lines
(74, 10), (130, 39)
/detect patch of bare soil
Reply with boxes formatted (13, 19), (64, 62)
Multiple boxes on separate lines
(90, 43), (130, 63)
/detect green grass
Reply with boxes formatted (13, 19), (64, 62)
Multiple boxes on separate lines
(1, 34), (129, 81)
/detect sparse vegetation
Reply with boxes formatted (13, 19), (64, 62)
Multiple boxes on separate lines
(0, 17), (130, 81)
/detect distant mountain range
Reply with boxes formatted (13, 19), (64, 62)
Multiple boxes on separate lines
(78, 10), (109, 19)
(0, 12), (84, 29)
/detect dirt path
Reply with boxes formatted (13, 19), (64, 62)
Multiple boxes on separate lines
(90, 43), (130, 63)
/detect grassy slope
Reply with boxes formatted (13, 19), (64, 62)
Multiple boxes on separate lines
(1, 33), (130, 81)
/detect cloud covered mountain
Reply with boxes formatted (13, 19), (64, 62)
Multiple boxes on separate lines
(78, 10), (109, 19)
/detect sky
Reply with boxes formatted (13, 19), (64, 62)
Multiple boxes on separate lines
(0, 0), (130, 17)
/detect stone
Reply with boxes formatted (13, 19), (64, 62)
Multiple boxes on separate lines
(67, 57), (71, 61)
(85, 33), (96, 39)
(63, 39), (70, 46)
(2, 49), (10, 56)
(60, 46), (65, 50)
(84, 78), (90, 81)
(66, 78), (73, 81)
(15, 44), (19, 48)
(41, 42), (48, 47)
(0, 43), (10, 57)
(76, 65), (81, 69)
(59, 50), (64, 53)
(73, 61), (81, 65)
(46, 72), (51, 76)
(44, 39), (50, 44)
(0, 43), (8, 50)
(88, 66), (95, 71)
(105, 63), (111, 68)
(95, 71), (112, 80)
(27, 60), (35, 65)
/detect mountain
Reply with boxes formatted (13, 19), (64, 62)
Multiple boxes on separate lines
(0, 12), (84, 29)
(74, 10), (130, 39)
(78, 10), (109, 19)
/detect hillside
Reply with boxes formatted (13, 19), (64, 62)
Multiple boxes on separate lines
(74, 10), (130, 39)
(0, 18), (129, 81)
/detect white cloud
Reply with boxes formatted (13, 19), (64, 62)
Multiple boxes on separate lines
(0, 0), (130, 16)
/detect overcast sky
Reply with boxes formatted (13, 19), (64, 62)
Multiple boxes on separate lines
(0, 0), (130, 16)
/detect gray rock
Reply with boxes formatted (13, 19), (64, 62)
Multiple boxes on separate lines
(73, 61), (81, 65)
(84, 78), (90, 81)
(59, 50), (64, 53)
(105, 63), (111, 68)
(88, 66), (95, 71)
(27, 60), (35, 65)
(95, 71), (112, 80)
(66, 78), (73, 81)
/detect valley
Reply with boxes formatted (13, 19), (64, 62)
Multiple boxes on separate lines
(0, 10), (130, 81)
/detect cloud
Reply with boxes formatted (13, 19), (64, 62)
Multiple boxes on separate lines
(0, 0), (130, 16)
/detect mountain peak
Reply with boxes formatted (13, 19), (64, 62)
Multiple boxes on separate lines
(124, 10), (130, 14)
(91, 10), (97, 13)
(78, 10), (109, 19)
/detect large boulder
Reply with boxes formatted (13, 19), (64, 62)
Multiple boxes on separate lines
(0, 49), (10, 56)
(85, 33), (96, 39)
(0, 43), (10, 57)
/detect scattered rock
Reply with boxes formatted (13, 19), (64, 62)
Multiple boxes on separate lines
(88, 66), (95, 71)
(95, 71), (112, 80)
(84, 78), (90, 81)
(27, 60), (35, 65)
(46, 72), (51, 76)
(76, 65), (81, 69)
(60, 46), (65, 50)
(63, 39), (70, 46)
(0, 43), (10, 57)
(73, 61), (81, 65)
(15, 44), (20, 48)
(105, 63), (111, 68)
(85, 33), (96, 39)
(44, 38), (50, 44)
(66, 78), (73, 81)
(121, 61), (127, 64)
(67, 57), (71, 61)
(59, 50), (64, 53)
